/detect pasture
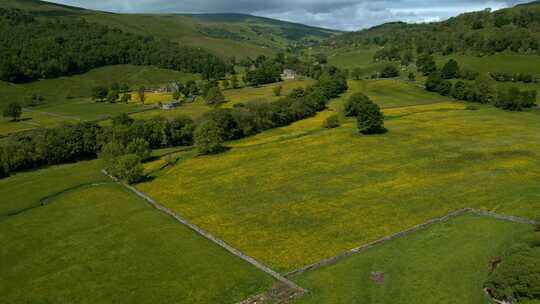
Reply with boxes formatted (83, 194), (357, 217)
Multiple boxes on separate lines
(0, 160), (274, 303)
(293, 213), (533, 304)
(139, 80), (540, 271)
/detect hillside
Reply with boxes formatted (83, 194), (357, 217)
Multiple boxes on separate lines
(0, 0), (340, 58)
(325, 2), (540, 56)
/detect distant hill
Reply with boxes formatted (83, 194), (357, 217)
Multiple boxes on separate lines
(325, 1), (540, 57)
(1, 0), (340, 58)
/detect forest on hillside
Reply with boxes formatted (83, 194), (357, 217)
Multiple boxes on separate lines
(0, 8), (233, 83)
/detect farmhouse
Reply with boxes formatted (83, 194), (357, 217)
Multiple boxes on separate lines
(281, 69), (297, 80)
(161, 101), (181, 110)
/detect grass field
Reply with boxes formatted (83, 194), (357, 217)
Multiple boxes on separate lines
(223, 79), (316, 107)
(436, 53), (540, 75)
(292, 213), (533, 304)
(0, 160), (274, 303)
(138, 82), (540, 271)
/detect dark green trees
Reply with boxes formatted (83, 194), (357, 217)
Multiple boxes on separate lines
(417, 54), (437, 75)
(357, 101), (386, 134)
(3, 102), (22, 121)
(441, 59), (460, 79)
(194, 120), (225, 155)
(344, 93), (372, 117)
(205, 86), (226, 105)
(495, 87), (538, 111)
(91, 86), (108, 103)
(381, 65), (400, 78)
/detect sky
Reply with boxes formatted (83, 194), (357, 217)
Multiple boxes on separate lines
(47, 0), (531, 30)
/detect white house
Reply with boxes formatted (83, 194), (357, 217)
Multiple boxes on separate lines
(281, 69), (297, 80)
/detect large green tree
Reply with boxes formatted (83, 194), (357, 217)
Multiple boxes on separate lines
(357, 101), (386, 134)
(194, 120), (225, 155)
(441, 59), (460, 79)
(3, 102), (22, 121)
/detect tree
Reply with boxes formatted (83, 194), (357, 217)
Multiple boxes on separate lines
(205, 86), (225, 105)
(357, 101), (386, 134)
(452, 81), (467, 100)
(3, 102), (22, 121)
(231, 75), (240, 89)
(408, 72), (416, 82)
(222, 79), (230, 90)
(417, 54), (437, 75)
(273, 85), (283, 97)
(495, 87), (538, 111)
(99, 141), (125, 164)
(172, 91), (182, 101)
(381, 65), (399, 78)
(91, 86), (108, 102)
(126, 138), (151, 161)
(112, 113), (134, 126)
(344, 93), (372, 117)
(352, 68), (362, 80)
(323, 114), (340, 129)
(194, 120), (225, 155)
(121, 93), (132, 103)
(425, 72), (443, 92)
(111, 154), (144, 184)
(138, 86), (146, 104)
(106, 90), (119, 103)
(441, 59), (460, 79)
(25, 94), (45, 107)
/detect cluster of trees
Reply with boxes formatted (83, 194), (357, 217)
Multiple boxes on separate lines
(490, 72), (537, 83)
(484, 220), (540, 303)
(344, 93), (386, 134)
(0, 8), (233, 83)
(328, 4), (540, 57)
(0, 113), (195, 181)
(3, 102), (22, 121)
(91, 83), (132, 103)
(194, 68), (349, 154)
(426, 72), (537, 111)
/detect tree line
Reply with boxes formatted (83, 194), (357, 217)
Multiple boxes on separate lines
(424, 59), (537, 111)
(0, 8), (233, 83)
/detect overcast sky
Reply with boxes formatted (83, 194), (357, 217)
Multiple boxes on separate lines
(48, 0), (531, 30)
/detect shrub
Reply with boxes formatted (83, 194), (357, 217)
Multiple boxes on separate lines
(273, 85), (283, 97)
(194, 120), (225, 155)
(205, 86), (225, 105)
(323, 115), (340, 129)
(425, 72), (443, 92)
(344, 93), (371, 117)
(357, 101), (386, 134)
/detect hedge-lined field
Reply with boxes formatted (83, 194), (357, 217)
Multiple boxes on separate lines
(0, 161), (274, 303)
(293, 213), (533, 304)
(139, 90), (540, 271)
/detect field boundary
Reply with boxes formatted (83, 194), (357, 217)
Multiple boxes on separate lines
(284, 208), (537, 278)
(102, 170), (307, 294)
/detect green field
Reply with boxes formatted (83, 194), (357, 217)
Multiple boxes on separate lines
(293, 214), (533, 304)
(138, 80), (540, 271)
(0, 160), (274, 303)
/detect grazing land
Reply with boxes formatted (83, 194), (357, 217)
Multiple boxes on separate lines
(292, 214), (533, 304)
(139, 83), (540, 271)
(0, 161), (274, 303)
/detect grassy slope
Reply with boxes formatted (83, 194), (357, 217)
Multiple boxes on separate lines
(293, 214), (532, 304)
(139, 80), (540, 272)
(0, 160), (274, 303)
(2, 0), (339, 59)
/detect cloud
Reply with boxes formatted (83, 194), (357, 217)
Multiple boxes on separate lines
(47, 0), (532, 30)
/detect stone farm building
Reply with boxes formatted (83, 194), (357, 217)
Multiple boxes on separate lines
(281, 69), (297, 80)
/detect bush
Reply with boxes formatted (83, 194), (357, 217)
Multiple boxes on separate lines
(273, 85), (283, 96)
(323, 115), (340, 129)
(110, 154), (144, 184)
(344, 93), (371, 117)
(205, 86), (225, 105)
(194, 120), (225, 155)
(357, 101), (386, 134)
(380, 65), (399, 78)
(425, 72), (443, 92)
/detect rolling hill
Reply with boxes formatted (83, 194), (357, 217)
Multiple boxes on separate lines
(0, 0), (340, 58)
